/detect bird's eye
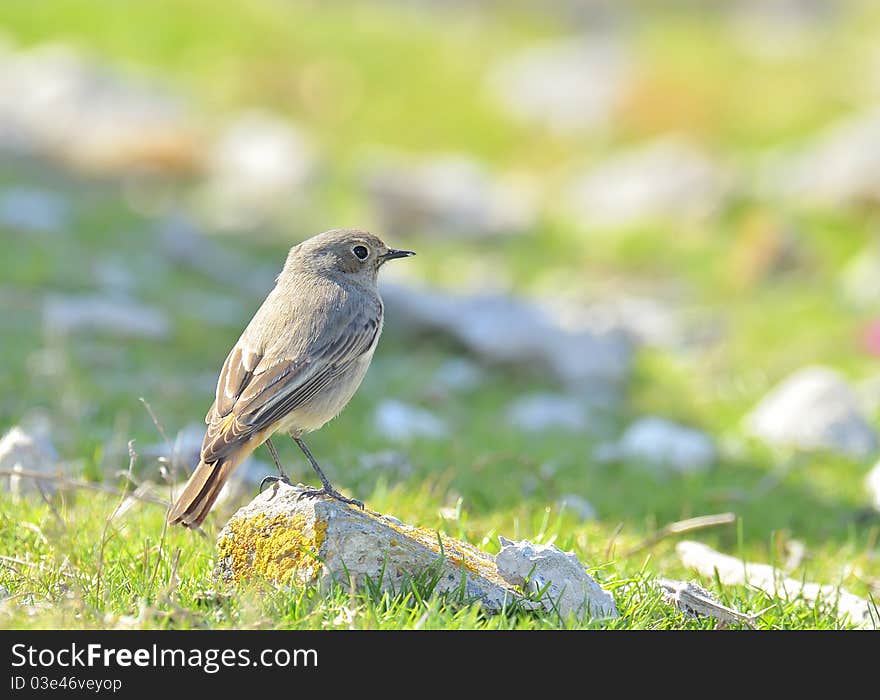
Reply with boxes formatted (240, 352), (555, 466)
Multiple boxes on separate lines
(352, 245), (369, 260)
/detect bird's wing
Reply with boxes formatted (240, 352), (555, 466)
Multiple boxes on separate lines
(200, 302), (380, 464)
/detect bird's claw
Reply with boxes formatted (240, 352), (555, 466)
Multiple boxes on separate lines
(259, 474), (292, 493)
(297, 486), (364, 510)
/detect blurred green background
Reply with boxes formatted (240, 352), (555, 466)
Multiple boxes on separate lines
(1, 0), (879, 628)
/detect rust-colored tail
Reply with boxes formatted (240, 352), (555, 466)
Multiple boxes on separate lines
(167, 454), (243, 528)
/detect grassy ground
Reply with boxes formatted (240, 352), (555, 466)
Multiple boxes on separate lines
(1, 1), (880, 629)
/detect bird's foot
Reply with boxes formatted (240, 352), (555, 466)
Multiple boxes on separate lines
(259, 474), (293, 493)
(297, 485), (364, 510)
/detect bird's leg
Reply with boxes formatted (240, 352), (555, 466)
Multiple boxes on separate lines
(265, 438), (288, 478)
(293, 435), (364, 509)
(259, 437), (292, 492)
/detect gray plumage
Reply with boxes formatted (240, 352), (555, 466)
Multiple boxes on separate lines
(168, 228), (414, 528)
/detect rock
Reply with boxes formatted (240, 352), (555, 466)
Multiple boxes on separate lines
(487, 36), (631, 135)
(603, 417), (716, 474)
(506, 394), (588, 433)
(556, 494), (597, 521)
(0, 187), (70, 233)
(195, 111), (315, 230)
(677, 540), (873, 628)
(43, 294), (172, 339)
(495, 536), (617, 620)
(0, 42), (198, 173)
(745, 366), (878, 458)
(533, 287), (717, 354)
(430, 358), (485, 394)
(361, 152), (537, 238)
(759, 110), (880, 207)
(215, 483), (617, 622)
(557, 294), (688, 350)
(564, 137), (731, 229)
(381, 282), (632, 396)
(866, 459), (880, 512)
(214, 481), (524, 614)
(0, 426), (59, 497)
(373, 400), (449, 442)
(92, 256), (137, 295)
(656, 578), (757, 628)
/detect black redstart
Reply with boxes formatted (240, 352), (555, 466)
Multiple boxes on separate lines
(167, 228), (414, 528)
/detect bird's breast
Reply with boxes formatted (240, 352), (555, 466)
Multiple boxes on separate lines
(276, 343), (378, 436)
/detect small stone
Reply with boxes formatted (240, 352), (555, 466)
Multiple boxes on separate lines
(745, 365), (878, 458)
(759, 109), (880, 207)
(0, 42), (198, 173)
(556, 494), (597, 522)
(657, 578), (756, 628)
(615, 417), (716, 474)
(506, 394), (588, 433)
(430, 358), (485, 394)
(438, 499), (463, 521)
(381, 282), (632, 396)
(564, 137), (731, 229)
(559, 294), (687, 350)
(373, 400), (448, 442)
(495, 536), (617, 620)
(0, 187), (70, 233)
(43, 294), (171, 339)
(0, 426), (59, 497)
(196, 111), (315, 230)
(361, 152), (537, 238)
(487, 36), (631, 135)
(677, 540), (872, 628)
(92, 256), (136, 295)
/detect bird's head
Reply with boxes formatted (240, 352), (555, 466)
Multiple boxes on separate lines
(285, 228), (415, 282)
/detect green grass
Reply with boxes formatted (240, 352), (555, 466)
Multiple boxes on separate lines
(1, 480), (874, 629)
(1, 1), (880, 629)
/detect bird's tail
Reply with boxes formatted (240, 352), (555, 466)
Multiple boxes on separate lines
(166, 454), (242, 528)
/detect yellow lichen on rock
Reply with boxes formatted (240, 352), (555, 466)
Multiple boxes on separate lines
(216, 512), (327, 585)
(366, 511), (506, 587)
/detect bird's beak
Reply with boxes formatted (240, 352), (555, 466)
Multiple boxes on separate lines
(381, 248), (416, 261)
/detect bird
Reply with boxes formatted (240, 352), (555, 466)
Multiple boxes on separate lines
(167, 228), (415, 528)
